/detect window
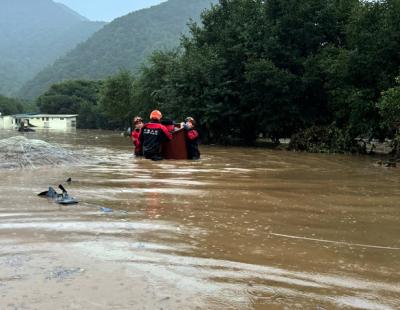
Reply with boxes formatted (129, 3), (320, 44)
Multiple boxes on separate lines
(46, 117), (49, 121)
(60, 118), (64, 120)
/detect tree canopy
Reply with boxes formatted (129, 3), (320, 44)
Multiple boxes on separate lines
(23, 0), (400, 152)
(36, 80), (108, 129)
(130, 0), (400, 146)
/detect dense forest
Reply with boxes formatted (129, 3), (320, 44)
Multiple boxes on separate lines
(0, 0), (105, 96)
(19, 0), (218, 99)
(0, 95), (35, 116)
(5, 0), (400, 154)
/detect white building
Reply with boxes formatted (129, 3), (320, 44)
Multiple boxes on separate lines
(0, 115), (14, 130)
(0, 114), (78, 130)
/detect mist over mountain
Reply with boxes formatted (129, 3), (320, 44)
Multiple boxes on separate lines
(19, 0), (216, 99)
(0, 0), (106, 96)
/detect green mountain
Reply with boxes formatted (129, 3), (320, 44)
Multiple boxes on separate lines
(19, 0), (217, 99)
(0, 0), (106, 96)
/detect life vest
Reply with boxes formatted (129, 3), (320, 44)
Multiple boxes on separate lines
(131, 128), (142, 154)
(139, 122), (172, 159)
(185, 128), (200, 160)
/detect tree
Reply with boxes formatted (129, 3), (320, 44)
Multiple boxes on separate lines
(100, 70), (135, 128)
(378, 77), (400, 134)
(132, 51), (181, 120)
(36, 80), (103, 128)
(0, 95), (24, 115)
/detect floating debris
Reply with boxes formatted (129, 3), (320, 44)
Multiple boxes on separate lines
(38, 184), (78, 205)
(5, 254), (31, 268)
(0, 136), (79, 169)
(46, 266), (84, 282)
(376, 159), (397, 168)
(100, 207), (113, 213)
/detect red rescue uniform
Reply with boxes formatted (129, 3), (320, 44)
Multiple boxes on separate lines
(139, 121), (172, 160)
(184, 126), (200, 160)
(131, 128), (142, 156)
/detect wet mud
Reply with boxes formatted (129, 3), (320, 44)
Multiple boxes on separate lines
(0, 130), (399, 309)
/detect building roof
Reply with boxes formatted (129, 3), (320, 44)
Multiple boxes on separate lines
(13, 114), (78, 118)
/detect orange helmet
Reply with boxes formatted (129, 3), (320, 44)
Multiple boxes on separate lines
(150, 110), (162, 120)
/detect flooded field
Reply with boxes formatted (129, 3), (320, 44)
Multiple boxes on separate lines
(0, 130), (399, 309)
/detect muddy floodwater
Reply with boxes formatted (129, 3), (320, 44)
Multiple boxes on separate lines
(0, 130), (399, 310)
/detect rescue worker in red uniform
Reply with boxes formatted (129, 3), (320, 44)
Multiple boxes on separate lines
(181, 117), (200, 160)
(139, 110), (172, 161)
(131, 116), (144, 156)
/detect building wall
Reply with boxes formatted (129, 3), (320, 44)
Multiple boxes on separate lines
(0, 116), (14, 129)
(27, 117), (45, 128)
(0, 116), (77, 130)
(25, 117), (77, 130)
(49, 117), (68, 130)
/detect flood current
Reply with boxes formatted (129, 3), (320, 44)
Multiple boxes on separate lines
(0, 130), (399, 309)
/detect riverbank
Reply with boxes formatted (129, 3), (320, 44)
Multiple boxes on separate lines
(258, 137), (397, 155)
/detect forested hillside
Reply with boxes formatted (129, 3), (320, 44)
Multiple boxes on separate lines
(131, 0), (399, 150)
(130, 0), (400, 147)
(0, 0), (105, 96)
(19, 0), (217, 99)
(35, 0), (400, 154)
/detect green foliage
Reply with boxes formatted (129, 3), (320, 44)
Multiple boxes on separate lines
(16, 0), (400, 152)
(288, 126), (359, 153)
(392, 133), (400, 156)
(131, 0), (400, 149)
(0, 95), (35, 116)
(0, 0), (105, 96)
(378, 77), (400, 133)
(100, 70), (135, 128)
(19, 0), (217, 100)
(37, 80), (105, 129)
(131, 51), (181, 120)
(0, 95), (24, 115)
(132, 0), (357, 144)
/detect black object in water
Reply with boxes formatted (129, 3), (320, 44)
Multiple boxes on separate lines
(38, 185), (78, 205)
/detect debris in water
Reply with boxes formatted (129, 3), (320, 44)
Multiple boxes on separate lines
(38, 184), (78, 205)
(46, 266), (84, 282)
(5, 255), (31, 268)
(376, 159), (397, 168)
(100, 207), (113, 213)
(0, 136), (79, 169)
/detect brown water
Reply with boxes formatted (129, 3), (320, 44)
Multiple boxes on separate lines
(0, 130), (399, 309)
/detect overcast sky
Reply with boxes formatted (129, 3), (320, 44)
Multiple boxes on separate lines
(56, 0), (166, 22)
